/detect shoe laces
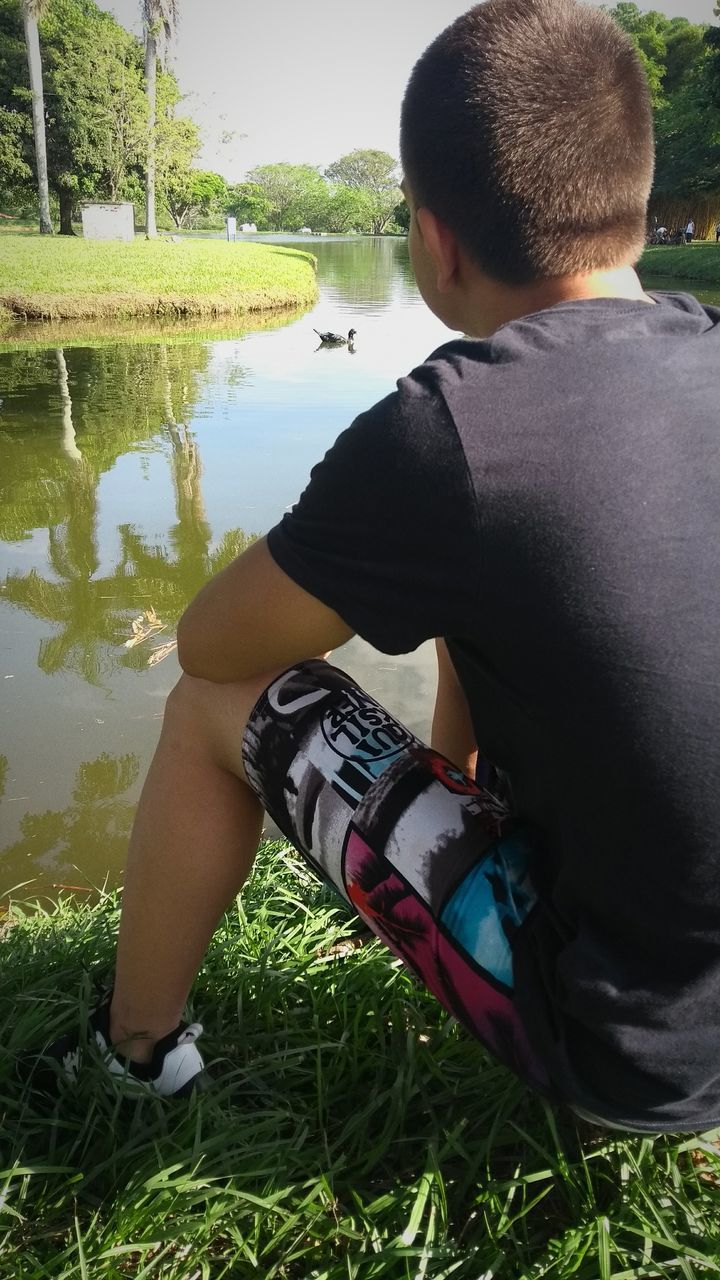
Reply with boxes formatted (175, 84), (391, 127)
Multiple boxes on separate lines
(178, 1022), (203, 1046)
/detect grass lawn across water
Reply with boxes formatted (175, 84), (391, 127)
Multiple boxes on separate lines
(2, 842), (719, 1278)
(0, 234), (317, 324)
(639, 241), (720, 285)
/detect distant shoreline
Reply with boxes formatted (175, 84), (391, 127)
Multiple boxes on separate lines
(0, 234), (318, 326)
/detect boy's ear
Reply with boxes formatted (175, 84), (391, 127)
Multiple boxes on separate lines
(416, 207), (460, 292)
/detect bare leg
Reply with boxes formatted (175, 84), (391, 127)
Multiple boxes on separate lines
(110, 670), (277, 1062)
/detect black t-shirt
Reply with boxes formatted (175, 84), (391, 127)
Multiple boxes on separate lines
(267, 292), (720, 1132)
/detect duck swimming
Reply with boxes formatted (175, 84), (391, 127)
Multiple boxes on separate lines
(314, 327), (357, 346)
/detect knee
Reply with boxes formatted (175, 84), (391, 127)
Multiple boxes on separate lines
(163, 672), (214, 736)
(161, 673), (245, 778)
(161, 668), (282, 776)
(163, 670), (249, 732)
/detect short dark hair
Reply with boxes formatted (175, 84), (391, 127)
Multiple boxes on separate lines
(400, 0), (654, 285)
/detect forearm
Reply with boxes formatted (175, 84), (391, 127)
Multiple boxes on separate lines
(176, 538), (353, 684)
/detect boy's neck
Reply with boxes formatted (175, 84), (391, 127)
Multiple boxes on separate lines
(463, 264), (653, 339)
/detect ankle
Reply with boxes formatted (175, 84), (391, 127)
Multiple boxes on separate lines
(108, 1002), (158, 1065)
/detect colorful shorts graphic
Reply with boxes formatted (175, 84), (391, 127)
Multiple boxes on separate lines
(242, 659), (550, 1092)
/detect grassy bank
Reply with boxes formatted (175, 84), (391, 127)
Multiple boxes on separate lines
(2, 842), (719, 1278)
(0, 234), (317, 324)
(639, 241), (720, 285)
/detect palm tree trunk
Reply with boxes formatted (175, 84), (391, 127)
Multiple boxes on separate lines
(55, 350), (82, 461)
(22, 5), (53, 236)
(144, 30), (158, 239)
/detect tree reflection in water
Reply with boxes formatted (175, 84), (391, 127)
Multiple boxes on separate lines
(0, 752), (139, 890)
(0, 341), (256, 686)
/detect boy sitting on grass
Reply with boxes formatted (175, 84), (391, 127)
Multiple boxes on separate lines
(36, 0), (720, 1133)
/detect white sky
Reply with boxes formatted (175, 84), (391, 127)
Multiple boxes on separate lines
(97, 0), (718, 181)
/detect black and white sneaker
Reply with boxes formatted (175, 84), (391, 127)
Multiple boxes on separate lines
(22, 998), (207, 1098)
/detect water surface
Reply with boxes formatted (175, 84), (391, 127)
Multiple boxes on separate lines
(0, 238), (451, 895)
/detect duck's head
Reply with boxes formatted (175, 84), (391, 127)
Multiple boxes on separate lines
(348, 328), (357, 341)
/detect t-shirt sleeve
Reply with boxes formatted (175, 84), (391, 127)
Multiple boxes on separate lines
(266, 372), (481, 654)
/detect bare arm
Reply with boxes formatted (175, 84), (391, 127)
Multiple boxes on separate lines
(177, 536), (354, 683)
(431, 638), (478, 778)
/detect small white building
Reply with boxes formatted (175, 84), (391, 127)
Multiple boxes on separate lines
(80, 202), (135, 242)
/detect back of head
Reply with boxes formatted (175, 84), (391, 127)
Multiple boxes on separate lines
(400, 0), (654, 285)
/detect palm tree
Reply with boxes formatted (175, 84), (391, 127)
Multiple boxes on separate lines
(141, 0), (178, 239)
(2, 464), (132, 686)
(55, 349), (82, 461)
(20, 0), (53, 235)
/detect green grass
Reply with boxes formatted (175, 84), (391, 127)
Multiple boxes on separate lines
(2, 842), (720, 1278)
(0, 234), (318, 323)
(639, 242), (720, 285)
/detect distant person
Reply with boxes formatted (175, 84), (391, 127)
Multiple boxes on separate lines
(29, 0), (720, 1137)
(686, 218), (695, 243)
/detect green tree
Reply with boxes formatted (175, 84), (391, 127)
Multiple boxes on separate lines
(225, 181), (271, 229)
(20, 0), (52, 232)
(40, 0), (149, 231)
(0, 0), (199, 232)
(392, 197), (410, 234)
(654, 53), (720, 203)
(162, 168), (226, 229)
(664, 19), (706, 96)
(0, 106), (31, 199)
(704, 24), (720, 107)
(245, 163), (328, 232)
(325, 149), (401, 234)
(325, 148), (398, 192)
(89, 24), (148, 201)
(141, 0), (178, 238)
(153, 73), (199, 223)
(0, 6), (32, 208)
(324, 185), (374, 233)
(148, 61), (203, 227)
(607, 4), (720, 236)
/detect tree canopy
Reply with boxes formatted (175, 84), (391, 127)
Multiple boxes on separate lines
(244, 156), (403, 235)
(606, 3), (720, 234)
(325, 149), (401, 235)
(163, 169), (227, 229)
(0, 0), (201, 230)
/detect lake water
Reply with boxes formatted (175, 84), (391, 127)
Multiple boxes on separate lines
(0, 237), (455, 896)
(0, 243), (715, 897)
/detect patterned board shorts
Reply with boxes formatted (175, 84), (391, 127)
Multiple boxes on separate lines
(242, 659), (553, 1097)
